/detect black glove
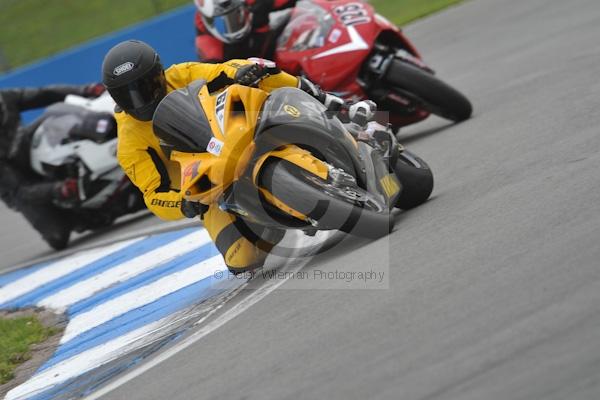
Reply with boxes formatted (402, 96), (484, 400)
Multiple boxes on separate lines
(82, 83), (106, 98)
(297, 76), (377, 125)
(234, 58), (281, 87)
(297, 76), (344, 112)
(249, 0), (272, 28)
(181, 199), (208, 219)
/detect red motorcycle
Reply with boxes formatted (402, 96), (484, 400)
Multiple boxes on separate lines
(274, 0), (472, 128)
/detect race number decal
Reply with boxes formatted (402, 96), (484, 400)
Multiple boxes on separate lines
(334, 2), (371, 26)
(215, 90), (227, 134)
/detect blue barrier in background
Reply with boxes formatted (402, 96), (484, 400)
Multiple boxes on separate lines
(0, 4), (197, 122)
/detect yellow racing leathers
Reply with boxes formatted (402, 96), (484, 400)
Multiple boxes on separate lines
(116, 59), (298, 272)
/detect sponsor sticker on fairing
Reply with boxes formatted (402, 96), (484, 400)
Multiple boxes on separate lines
(284, 104), (301, 118)
(329, 29), (342, 43)
(207, 137), (224, 156)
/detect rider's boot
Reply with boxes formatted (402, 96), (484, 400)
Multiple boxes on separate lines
(15, 179), (81, 207)
(16, 181), (78, 250)
(17, 201), (73, 250)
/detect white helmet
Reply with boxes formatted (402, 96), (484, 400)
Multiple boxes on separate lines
(195, 0), (253, 44)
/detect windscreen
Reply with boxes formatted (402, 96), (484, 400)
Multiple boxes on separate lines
(152, 80), (213, 153)
(277, 1), (335, 52)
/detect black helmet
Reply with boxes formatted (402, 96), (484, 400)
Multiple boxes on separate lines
(102, 40), (166, 121)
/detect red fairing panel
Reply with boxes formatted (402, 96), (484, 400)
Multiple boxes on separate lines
(276, 0), (382, 90)
(372, 12), (421, 58)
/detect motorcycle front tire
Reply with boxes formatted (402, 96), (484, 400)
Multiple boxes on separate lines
(393, 150), (434, 210)
(259, 158), (394, 238)
(385, 59), (473, 122)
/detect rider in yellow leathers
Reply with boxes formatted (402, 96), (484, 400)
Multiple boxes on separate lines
(102, 40), (376, 273)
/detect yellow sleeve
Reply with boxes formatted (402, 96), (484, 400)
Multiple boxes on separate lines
(258, 69), (299, 92)
(115, 113), (185, 221)
(165, 60), (299, 93)
(166, 61), (238, 87)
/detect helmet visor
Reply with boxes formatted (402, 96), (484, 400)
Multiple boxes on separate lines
(204, 7), (251, 42)
(108, 63), (166, 111)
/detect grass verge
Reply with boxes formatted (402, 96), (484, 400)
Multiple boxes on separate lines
(0, 0), (190, 71)
(0, 316), (56, 384)
(370, 0), (464, 25)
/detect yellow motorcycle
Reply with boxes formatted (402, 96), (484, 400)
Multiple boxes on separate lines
(153, 80), (433, 238)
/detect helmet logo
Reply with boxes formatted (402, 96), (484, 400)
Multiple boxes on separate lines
(113, 62), (135, 76)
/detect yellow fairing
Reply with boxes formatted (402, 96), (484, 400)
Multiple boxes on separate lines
(172, 83), (330, 223)
(172, 84), (266, 204)
(252, 145), (329, 221)
(252, 145), (328, 184)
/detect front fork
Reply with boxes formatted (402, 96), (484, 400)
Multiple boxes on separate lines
(366, 45), (434, 78)
(360, 47), (433, 127)
(356, 141), (402, 209)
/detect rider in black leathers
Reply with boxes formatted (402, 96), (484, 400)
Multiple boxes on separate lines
(0, 83), (105, 249)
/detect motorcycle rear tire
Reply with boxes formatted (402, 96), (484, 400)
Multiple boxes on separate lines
(385, 59), (472, 122)
(259, 158), (394, 238)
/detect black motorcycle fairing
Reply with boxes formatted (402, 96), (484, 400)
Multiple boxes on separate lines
(27, 103), (118, 146)
(253, 88), (368, 186)
(152, 80), (212, 153)
(68, 112), (117, 143)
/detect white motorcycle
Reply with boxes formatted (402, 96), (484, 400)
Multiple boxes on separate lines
(29, 92), (145, 230)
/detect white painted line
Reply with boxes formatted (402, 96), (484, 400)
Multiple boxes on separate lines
(61, 255), (227, 344)
(4, 315), (173, 400)
(84, 263), (302, 400)
(0, 238), (143, 305)
(83, 231), (332, 400)
(38, 229), (212, 311)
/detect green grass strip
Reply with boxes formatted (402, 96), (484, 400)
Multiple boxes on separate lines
(0, 0), (190, 70)
(0, 0), (463, 70)
(370, 0), (463, 26)
(0, 316), (56, 384)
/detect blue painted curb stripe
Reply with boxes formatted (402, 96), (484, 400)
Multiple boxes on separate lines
(67, 242), (220, 316)
(39, 273), (235, 371)
(26, 334), (182, 400)
(0, 229), (194, 309)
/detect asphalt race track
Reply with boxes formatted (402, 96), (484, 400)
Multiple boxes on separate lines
(0, 205), (176, 273)
(4, 0), (600, 398)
